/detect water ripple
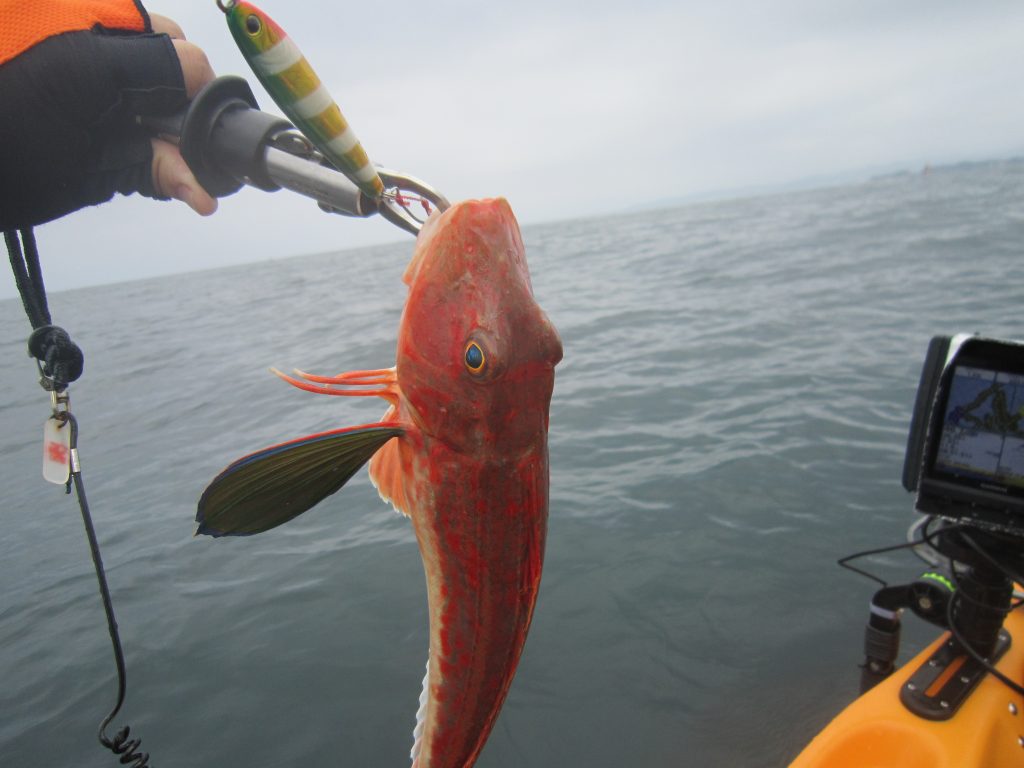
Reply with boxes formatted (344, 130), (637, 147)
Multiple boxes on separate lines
(3, 158), (1024, 767)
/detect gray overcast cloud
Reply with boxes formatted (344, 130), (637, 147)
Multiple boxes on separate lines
(3, 0), (1022, 297)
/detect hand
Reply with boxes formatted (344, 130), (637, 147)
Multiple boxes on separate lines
(0, 9), (220, 230)
(149, 14), (217, 216)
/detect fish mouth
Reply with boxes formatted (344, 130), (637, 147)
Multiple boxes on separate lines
(403, 198), (522, 288)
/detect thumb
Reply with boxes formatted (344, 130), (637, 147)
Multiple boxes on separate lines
(151, 138), (218, 216)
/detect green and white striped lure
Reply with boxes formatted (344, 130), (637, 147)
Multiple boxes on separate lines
(217, 0), (385, 200)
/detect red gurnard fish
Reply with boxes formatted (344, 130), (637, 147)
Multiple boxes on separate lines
(196, 198), (563, 767)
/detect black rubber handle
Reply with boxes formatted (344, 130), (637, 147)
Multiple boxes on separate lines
(144, 76), (292, 197)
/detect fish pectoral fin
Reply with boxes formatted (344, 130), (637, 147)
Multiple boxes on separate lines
(368, 412), (416, 517)
(195, 423), (404, 537)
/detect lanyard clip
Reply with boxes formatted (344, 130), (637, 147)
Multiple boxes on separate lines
(35, 357), (71, 419)
(48, 383), (71, 422)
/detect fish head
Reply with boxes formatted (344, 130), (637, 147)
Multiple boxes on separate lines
(220, 0), (286, 58)
(397, 198), (563, 455)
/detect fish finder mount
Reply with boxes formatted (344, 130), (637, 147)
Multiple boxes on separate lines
(857, 334), (1024, 718)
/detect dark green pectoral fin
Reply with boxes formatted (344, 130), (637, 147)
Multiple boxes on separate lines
(196, 423), (404, 537)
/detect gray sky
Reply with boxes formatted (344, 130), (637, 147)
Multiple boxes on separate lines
(3, 0), (1023, 299)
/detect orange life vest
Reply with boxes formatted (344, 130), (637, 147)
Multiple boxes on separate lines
(0, 0), (148, 66)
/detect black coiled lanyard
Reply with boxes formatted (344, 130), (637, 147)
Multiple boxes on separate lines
(6, 227), (152, 767)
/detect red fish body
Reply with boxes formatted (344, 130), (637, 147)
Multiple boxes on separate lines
(197, 198), (562, 767)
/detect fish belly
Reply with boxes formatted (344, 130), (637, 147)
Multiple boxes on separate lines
(410, 446), (548, 768)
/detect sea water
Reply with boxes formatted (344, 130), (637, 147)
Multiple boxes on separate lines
(2, 158), (1023, 767)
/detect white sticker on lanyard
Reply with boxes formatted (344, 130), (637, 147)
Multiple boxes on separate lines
(43, 417), (71, 485)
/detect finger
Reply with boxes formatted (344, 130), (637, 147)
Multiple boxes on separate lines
(150, 14), (185, 39)
(172, 39), (216, 98)
(151, 138), (218, 216)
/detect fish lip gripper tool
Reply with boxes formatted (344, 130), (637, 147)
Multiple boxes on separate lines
(142, 75), (450, 236)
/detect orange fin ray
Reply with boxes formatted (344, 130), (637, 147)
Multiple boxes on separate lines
(271, 367), (400, 405)
(293, 367), (397, 385)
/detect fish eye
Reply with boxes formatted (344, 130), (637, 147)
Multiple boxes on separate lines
(245, 14), (262, 35)
(464, 341), (486, 375)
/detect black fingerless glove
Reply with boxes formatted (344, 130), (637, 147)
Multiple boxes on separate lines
(0, 29), (187, 230)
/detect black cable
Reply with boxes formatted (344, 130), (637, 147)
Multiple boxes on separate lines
(20, 228), (51, 324)
(837, 519), (960, 587)
(7, 230), (147, 765)
(65, 414), (151, 767)
(838, 542), (907, 587)
(5, 229), (51, 328)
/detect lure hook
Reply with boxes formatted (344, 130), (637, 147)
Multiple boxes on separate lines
(377, 169), (451, 235)
(216, 0), (236, 13)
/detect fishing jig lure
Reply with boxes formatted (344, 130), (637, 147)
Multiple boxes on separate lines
(217, 0), (384, 200)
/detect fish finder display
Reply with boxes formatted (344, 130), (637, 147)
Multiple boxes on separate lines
(905, 336), (1024, 533)
(934, 365), (1024, 490)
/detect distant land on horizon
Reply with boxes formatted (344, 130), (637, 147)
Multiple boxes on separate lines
(626, 153), (1024, 215)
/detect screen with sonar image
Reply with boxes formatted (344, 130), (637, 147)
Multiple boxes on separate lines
(934, 364), (1024, 491)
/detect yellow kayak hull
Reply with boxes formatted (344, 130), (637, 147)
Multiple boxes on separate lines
(791, 608), (1024, 768)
